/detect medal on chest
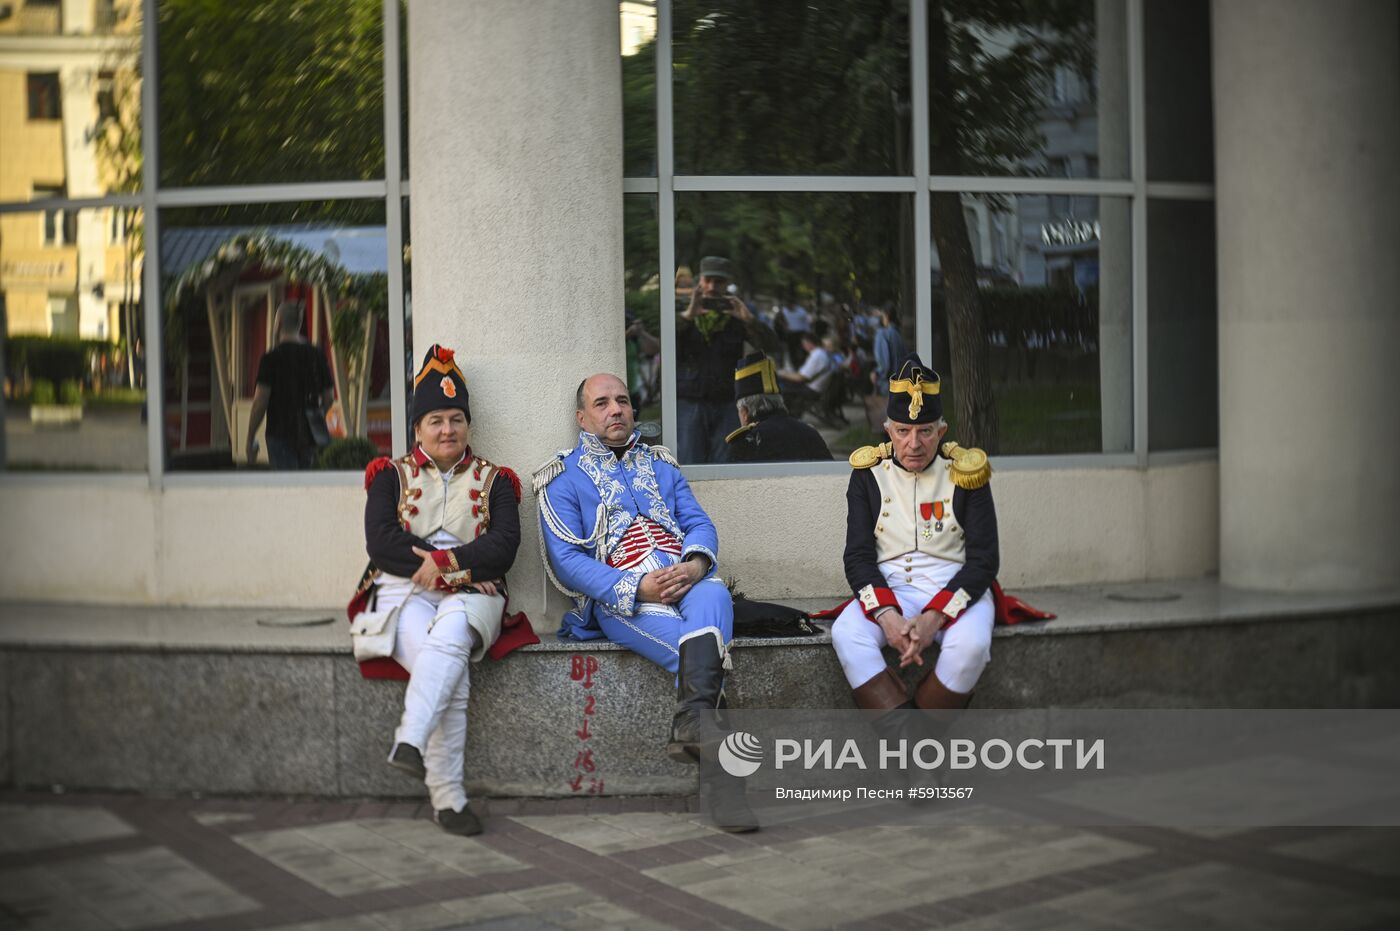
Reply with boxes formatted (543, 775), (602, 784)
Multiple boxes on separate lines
(919, 500), (945, 538)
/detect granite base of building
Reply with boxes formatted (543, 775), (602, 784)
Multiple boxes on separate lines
(2, 594), (1398, 798)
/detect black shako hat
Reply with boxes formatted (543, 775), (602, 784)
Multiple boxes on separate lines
(733, 352), (780, 400)
(410, 344), (471, 425)
(886, 353), (943, 424)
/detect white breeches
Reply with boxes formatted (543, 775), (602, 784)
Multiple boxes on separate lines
(376, 579), (505, 813)
(831, 574), (994, 695)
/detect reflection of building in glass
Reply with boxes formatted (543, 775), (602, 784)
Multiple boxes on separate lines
(0, 0), (140, 342)
(159, 227), (393, 464)
(619, 0), (656, 56)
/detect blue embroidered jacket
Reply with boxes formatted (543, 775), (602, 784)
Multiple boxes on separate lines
(535, 430), (720, 640)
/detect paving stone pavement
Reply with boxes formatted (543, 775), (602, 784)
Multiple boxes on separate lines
(0, 792), (1397, 930)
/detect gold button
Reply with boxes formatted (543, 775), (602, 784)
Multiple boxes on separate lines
(883, 497), (890, 503)
(881, 511), (889, 517)
(905, 576), (913, 582)
(877, 525), (884, 532)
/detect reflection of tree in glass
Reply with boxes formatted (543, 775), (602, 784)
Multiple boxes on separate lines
(156, 0), (385, 189)
(672, 0), (911, 176)
(95, 0), (144, 390)
(928, 0), (1094, 451)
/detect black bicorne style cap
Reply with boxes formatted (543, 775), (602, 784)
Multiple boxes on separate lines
(886, 353), (942, 424)
(733, 351), (780, 400)
(410, 344), (471, 425)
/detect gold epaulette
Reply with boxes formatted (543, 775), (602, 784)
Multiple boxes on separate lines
(724, 423), (755, 444)
(848, 442), (892, 469)
(941, 441), (991, 490)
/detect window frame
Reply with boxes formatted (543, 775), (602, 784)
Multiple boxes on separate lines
(629, 0), (1216, 479)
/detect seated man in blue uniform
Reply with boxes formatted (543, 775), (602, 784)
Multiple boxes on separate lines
(831, 354), (998, 734)
(535, 373), (755, 831)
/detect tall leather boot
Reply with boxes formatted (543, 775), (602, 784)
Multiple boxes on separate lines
(914, 670), (973, 710)
(853, 668), (915, 785)
(696, 693), (758, 833)
(666, 634), (727, 765)
(698, 753), (760, 833)
(908, 670), (973, 788)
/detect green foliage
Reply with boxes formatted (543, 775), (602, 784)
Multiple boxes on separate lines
(316, 436), (380, 471)
(625, 290), (660, 334)
(5, 336), (115, 386)
(30, 380), (56, 406)
(156, 0), (385, 189)
(59, 380), (84, 406)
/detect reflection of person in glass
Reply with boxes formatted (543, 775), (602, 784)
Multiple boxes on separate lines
(351, 346), (530, 837)
(831, 356), (998, 736)
(723, 353), (831, 463)
(535, 374), (757, 831)
(245, 301), (334, 469)
(871, 307), (907, 393)
(675, 255), (781, 463)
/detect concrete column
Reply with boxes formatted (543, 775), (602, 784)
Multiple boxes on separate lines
(1214, 0), (1400, 590)
(409, 1), (625, 621)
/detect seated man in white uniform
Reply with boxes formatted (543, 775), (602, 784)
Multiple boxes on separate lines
(831, 354), (998, 730)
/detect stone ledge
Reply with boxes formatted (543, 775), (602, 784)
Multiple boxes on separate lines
(4, 581), (1400, 798)
(3, 579), (1397, 654)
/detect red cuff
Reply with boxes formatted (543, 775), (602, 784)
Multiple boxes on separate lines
(924, 588), (971, 621)
(858, 584), (900, 622)
(430, 550), (453, 571)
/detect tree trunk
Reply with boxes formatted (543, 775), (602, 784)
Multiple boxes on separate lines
(927, 0), (999, 451)
(929, 192), (998, 450)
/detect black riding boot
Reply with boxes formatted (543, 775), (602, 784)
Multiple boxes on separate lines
(698, 753), (760, 833)
(666, 634), (726, 765)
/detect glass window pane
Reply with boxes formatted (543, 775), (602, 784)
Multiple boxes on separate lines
(621, 1), (657, 177)
(674, 191), (913, 463)
(156, 0), (385, 187)
(2, 206), (147, 471)
(928, 0), (1129, 179)
(1148, 199), (1216, 450)
(929, 192), (1132, 454)
(672, 0), (911, 176)
(1145, 0), (1213, 182)
(1, 7), (143, 197)
(624, 194), (661, 438)
(158, 200), (391, 471)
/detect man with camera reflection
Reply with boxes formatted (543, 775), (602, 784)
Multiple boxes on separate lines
(675, 255), (781, 464)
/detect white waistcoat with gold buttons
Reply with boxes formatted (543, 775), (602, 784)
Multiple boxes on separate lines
(870, 457), (966, 565)
(394, 456), (497, 542)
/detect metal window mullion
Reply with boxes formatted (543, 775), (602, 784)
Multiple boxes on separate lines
(1144, 181), (1214, 200)
(672, 176), (917, 193)
(910, 0), (932, 364)
(141, 0), (164, 486)
(656, 0), (677, 452)
(153, 180), (388, 208)
(1128, 0), (1149, 466)
(927, 176), (1134, 196)
(382, 0), (407, 456)
(623, 177), (659, 194)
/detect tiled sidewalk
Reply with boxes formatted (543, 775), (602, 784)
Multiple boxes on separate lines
(1, 791), (1397, 930)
